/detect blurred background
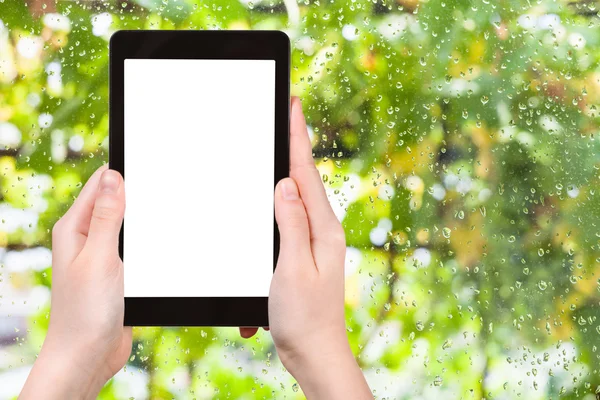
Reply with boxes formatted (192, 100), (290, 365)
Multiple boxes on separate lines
(1, 0), (600, 398)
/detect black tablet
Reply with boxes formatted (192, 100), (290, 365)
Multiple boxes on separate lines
(109, 30), (290, 327)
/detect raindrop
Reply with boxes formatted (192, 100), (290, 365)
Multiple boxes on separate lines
(442, 227), (451, 238)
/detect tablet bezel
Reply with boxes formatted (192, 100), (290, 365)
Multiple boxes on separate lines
(109, 30), (290, 326)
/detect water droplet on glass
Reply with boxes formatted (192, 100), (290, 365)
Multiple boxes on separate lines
(416, 321), (424, 331)
(442, 227), (451, 238)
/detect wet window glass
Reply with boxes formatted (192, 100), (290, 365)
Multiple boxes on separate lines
(1, 0), (599, 398)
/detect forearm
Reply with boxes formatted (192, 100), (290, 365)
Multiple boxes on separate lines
(283, 343), (372, 400)
(20, 345), (103, 400)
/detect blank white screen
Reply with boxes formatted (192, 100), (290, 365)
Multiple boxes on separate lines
(123, 59), (275, 297)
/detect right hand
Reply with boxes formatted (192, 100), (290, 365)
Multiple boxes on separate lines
(240, 98), (372, 399)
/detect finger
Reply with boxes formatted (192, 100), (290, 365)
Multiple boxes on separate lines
(289, 97), (339, 244)
(274, 178), (313, 269)
(289, 97), (317, 170)
(52, 164), (108, 266)
(83, 169), (125, 259)
(289, 98), (346, 272)
(239, 327), (258, 338)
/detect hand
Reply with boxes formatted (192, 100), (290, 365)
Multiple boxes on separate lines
(240, 98), (372, 399)
(20, 165), (131, 400)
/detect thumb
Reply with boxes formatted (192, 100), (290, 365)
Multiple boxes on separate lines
(85, 169), (125, 255)
(275, 178), (312, 267)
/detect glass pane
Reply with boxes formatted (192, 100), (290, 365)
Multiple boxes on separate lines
(1, 0), (599, 398)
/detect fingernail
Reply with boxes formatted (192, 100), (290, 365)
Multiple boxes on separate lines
(281, 179), (299, 201)
(292, 97), (302, 112)
(100, 170), (120, 194)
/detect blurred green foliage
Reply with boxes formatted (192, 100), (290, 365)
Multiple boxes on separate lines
(1, 0), (600, 398)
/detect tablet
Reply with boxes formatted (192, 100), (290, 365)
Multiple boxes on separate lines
(109, 30), (290, 326)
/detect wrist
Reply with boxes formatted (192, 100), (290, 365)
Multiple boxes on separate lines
(281, 341), (371, 399)
(29, 341), (106, 399)
(279, 335), (355, 377)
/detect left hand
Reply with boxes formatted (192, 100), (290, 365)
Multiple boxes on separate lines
(20, 165), (132, 399)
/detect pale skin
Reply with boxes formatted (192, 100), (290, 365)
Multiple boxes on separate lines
(19, 97), (372, 399)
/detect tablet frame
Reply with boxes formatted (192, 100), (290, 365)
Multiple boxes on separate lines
(109, 30), (290, 326)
